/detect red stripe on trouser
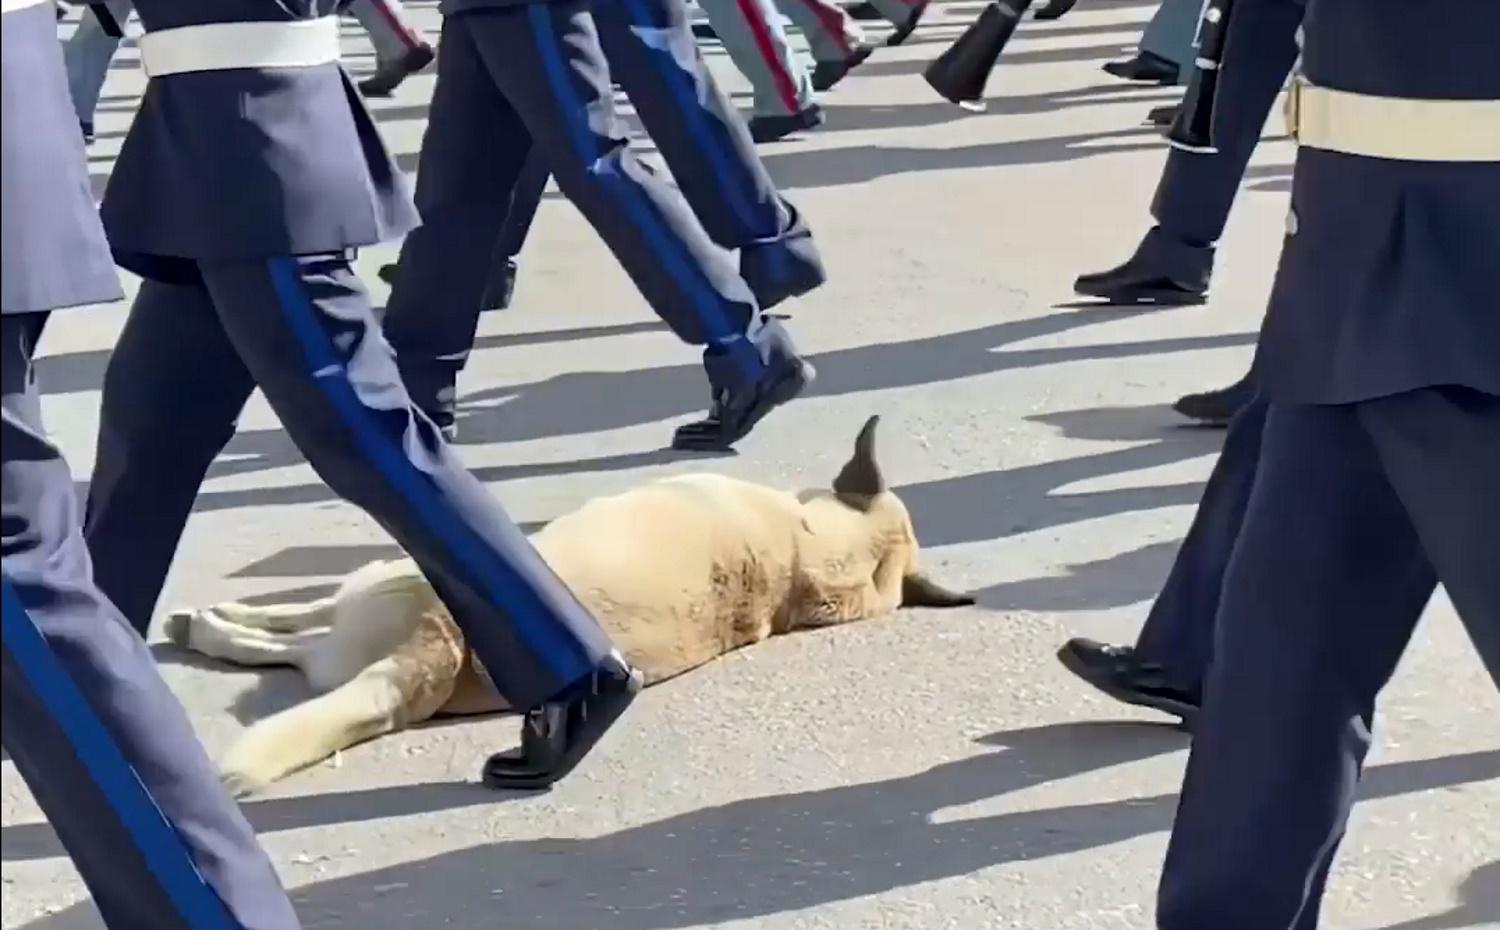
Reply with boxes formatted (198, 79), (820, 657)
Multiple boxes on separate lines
(731, 0), (803, 114)
(365, 0), (423, 50)
(789, 0), (853, 54)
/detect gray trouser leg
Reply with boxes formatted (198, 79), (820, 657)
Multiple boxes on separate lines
(694, 0), (813, 116)
(775, 0), (864, 64)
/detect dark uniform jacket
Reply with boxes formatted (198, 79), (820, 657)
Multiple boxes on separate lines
(1256, 0), (1500, 403)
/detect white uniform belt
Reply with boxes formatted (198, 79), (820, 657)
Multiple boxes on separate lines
(1, 0), (52, 14)
(138, 17), (342, 78)
(1287, 78), (1500, 163)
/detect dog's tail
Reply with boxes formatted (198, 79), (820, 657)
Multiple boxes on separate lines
(218, 659), (427, 797)
(901, 572), (976, 608)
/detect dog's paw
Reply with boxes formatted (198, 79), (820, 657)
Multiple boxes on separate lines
(161, 610), (196, 648)
(219, 767), (266, 800)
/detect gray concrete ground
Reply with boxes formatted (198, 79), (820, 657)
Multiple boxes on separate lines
(4, 2), (1497, 928)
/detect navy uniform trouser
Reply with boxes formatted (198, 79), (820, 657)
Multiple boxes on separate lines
(1132, 393), (1269, 693)
(1144, 0), (1303, 282)
(384, 0), (801, 426)
(1157, 388), (1500, 929)
(1, 314), (300, 930)
(82, 255), (615, 711)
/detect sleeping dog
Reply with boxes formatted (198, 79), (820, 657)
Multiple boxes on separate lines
(165, 416), (974, 795)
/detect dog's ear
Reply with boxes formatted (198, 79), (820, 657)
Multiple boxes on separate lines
(832, 415), (885, 503)
(901, 573), (976, 608)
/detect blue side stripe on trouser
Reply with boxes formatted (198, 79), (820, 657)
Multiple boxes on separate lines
(527, 5), (763, 383)
(618, 0), (791, 284)
(0, 580), (236, 930)
(264, 257), (592, 685)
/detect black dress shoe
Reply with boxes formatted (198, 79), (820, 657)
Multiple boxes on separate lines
(377, 262), (398, 287)
(1032, 0), (1078, 20)
(846, 0), (883, 20)
(482, 653), (643, 791)
(691, 21), (719, 39)
(1148, 103), (1181, 128)
(479, 257), (519, 312)
(358, 43), (436, 98)
(673, 352), (814, 451)
(1074, 253), (1207, 306)
(885, 0), (928, 46)
(1056, 638), (1200, 725)
(1172, 375), (1255, 427)
(749, 104), (826, 144)
(1102, 50), (1179, 85)
(811, 42), (877, 92)
(80, 121), (95, 147)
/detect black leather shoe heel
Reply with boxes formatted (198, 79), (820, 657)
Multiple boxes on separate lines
(482, 656), (643, 791)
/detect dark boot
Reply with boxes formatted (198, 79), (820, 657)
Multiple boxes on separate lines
(885, 0), (929, 47)
(1149, 103), (1182, 129)
(1032, 0), (1078, 20)
(1056, 638), (1201, 726)
(673, 317), (814, 451)
(847, 1), (883, 19)
(810, 42), (878, 92)
(1074, 226), (1211, 305)
(358, 43), (436, 98)
(1102, 50), (1179, 84)
(1172, 374), (1256, 427)
(482, 652), (643, 791)
(748, 104), (826, 144)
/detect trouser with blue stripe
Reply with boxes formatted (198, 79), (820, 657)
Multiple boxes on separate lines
(2, 314), (299, 930)
(1133, 392), (1267, 695)
(383, 0), (814, 427)
(83, 256), (617, 710)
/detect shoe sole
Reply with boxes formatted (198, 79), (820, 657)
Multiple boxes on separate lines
(1073, 283), (1206, 307)
(1055, 646), (1199, 726)
(481, 671), (642, 791)
(671, 361), (814, 452)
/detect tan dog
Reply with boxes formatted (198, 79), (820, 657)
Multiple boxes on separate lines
(165, 416), (973, 795)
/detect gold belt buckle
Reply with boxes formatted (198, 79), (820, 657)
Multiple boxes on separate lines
(1283, 74), (1304, 143)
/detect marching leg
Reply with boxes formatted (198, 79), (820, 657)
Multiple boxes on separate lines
(2, 316), (299, 930)
(1359, 388), (1500, 687)
(85, 276), (257, 636)
(382, 13), (535, 435)
(349, 0), (436, 98)
(594, 0), (828, 307)
(469, 2), (815, 449)
(1058, 394), (1269, 726)
(690, 0), (818, 132)
(776, 0), (877, 91)
(198, 252), (640, 789)
(1157, 403), (1437, 929)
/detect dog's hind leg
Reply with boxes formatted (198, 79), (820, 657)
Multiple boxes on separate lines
(218, 656), (452, 796)
(163, 604), (329, 671)
(190, 594), (339, 634)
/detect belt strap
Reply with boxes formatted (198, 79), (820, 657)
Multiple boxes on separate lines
(138, 16), (342, 78)
(1287, 78), (1500, 163)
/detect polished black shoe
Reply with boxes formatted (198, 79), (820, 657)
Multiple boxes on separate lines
(79, 121), (95, 147)
(479, 258), (518, 312)
(811, 42), (877, 92)
(1074, 254), (1206, 306)
(846, 0), (883, 20)
(1103, 50), (1180, 85)
(482, 653), (643, 791)
(1148, 103), (1181, 128)
(1172, 375), (1255, 427)
(749, 104), (826, 144)
(1056, 638), (1200, 725)
(358, 43), (436, 98)
(691, 21), (719, 39)
(885, 0), (928, 46)
(377, 262), (398, 287)
(1032, 0), (1078, 20)
(673, 338), (814, 452)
